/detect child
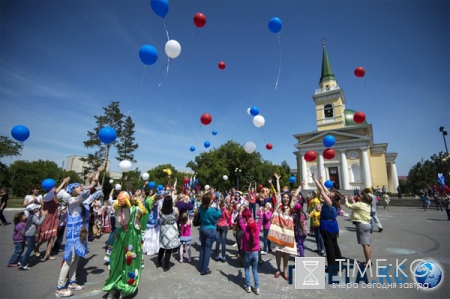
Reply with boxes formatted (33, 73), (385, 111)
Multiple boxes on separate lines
(7, 212), (27, 267)
(293, 203), (308, 257)
(179, 212), (192, 263)
(259, 202), (272, 254)
(19, 204), (47, 270)
(309, 203), (325, 256)
(215, 199), (229, 262)
(382, 193), (390, 210)
(52, 206), (68, 253)
(238, 215), (263, 295)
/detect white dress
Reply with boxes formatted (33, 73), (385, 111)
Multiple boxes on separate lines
(142, 200), (162, 255)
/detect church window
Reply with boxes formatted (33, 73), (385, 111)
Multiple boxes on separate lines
(349, 164), (362, 183)
(324, 104), (333, 118)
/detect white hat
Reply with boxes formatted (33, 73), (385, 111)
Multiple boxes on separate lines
(26, 203), (41, 212)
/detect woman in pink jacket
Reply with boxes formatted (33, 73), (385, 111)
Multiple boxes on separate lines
(238, 214), (263, 295)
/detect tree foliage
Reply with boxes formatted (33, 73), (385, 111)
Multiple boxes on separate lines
(405, 152), (450, 195)
(0, 135), (23, 159)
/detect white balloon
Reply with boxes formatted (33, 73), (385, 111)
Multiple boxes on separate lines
(119, 160), (132, 172)
(115, 184), (122, 191)
(244, 141), (256, 154)
(109, 179), (114, 184)
(253, 115), (265, 128)
(223, 175), (228, 181)
(142, 173), (150, 180)
(205, 185), (210, 191)
(247, 108), (251, 115)
(165, 40), (181, 58)
(62, 191), (71, 200)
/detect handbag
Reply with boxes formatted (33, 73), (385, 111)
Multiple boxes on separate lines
(267, 210), (295, 248)
(193, 210), (201, 227)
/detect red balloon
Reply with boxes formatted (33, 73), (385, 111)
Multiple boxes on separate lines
(258, 184), (263, 190)
(353, 111), (366, 124)
(218, 61), (226, 70)
(200, 113), (212, 125)
(266, 143), (273, 150)
(304, 150), (317, 162)
(183, 177), (190, 184)
(323, 148), (336, 160)
(194, 13), (206, 28)
(354, 66), (365, 78)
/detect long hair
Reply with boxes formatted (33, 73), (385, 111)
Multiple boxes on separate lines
(13, 212), (25, 225)
(79, 204), (88, 243)
(360, 192), (373, 205)
(331, 189), (342, 209)
(29, 185), (39, 195)
(161, 195), (174, 215)
(201, 192), (211, 210)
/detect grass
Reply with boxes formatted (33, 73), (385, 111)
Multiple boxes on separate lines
(6, 198), (25, 209)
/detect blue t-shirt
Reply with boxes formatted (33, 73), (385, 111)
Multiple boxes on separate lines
(199, 206), (222, 229)
(320, 204), (339, 234)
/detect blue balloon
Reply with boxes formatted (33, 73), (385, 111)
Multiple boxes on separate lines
(324, 180), (334, 189)
(148, 181), (156, 189)
(250, 106), (259, 116)
(151, 0), (169, 18)
(190, 146), (195, 152)
(41, 178), (56, 191)
(98, 127), (117, 144)
(11, 125), (30, 142)
(323, 135), (336, 148)
(157, 184), (164, 191)
(212, 130), (217, 136)
(289, 176), (296, 183)
(139, 45), (158, 65)
(204, 141), (210, 148)
(268, 17), (282, 33)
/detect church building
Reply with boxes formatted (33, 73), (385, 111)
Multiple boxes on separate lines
(294, 44), (399, 192)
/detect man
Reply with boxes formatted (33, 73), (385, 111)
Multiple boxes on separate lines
(365, 187), (383, 233)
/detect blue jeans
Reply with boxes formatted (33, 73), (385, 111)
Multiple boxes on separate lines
(249, 203), (256, 219)
(215, 225), (228, 258)
(199, 227), (216, 273)
(244, 251), (259, 288)
(262, 228), (271, 252)
(20, 236), (36, 266)
(313, 226), (325, 252)
(9, 242), (25, 264)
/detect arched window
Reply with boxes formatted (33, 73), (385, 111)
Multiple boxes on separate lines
(307, 166), (319, 184)
(324, 104), (333, 118)
(349, 164), (362, 183)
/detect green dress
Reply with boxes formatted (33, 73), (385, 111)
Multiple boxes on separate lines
(103, 205), (142, 296)
(140, 196), (153, 236)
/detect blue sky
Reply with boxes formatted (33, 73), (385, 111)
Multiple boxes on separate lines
(1, 0), (449, 177)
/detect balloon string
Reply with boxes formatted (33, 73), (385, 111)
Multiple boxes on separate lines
(364, 78), (367, 87)
(260, 127), (267, 142)
(274, 33), (282, 90)
(158, 58), (170, 87)
(128, 66), (147, 114)
(163, 20), (170, 41)
(9, 146), (24, 188)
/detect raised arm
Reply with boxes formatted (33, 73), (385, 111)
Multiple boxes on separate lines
(293, 181), (306, 197)
(274, 173), (281, 195)
(312, 172), (332, 206)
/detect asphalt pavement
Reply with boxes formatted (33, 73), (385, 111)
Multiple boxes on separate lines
(0, 206), (449, 299)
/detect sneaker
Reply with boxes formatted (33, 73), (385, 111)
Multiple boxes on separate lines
(252, 287), (260, 295)
(55, 289), (73, 297)
(19, 265), (31, 270)
(68, 284), (84, 291)
(379, 228), (383, 233)
(232, 243), (238, 247)
(244, 286), (251, 293)
(17, 262), (22, 267)
(221, 257), (227, 263)
(106, 289), (118, 299)
(319, 251), (325, 256)
(260, 251), (267, 255)
(215, 256), (222, 261)
(7, 263), (18, 267)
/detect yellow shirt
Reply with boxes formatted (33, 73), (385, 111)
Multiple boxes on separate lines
(309, 210), (321, 227)
(344, 201), (371, 223)
(308, 197), (321, 212)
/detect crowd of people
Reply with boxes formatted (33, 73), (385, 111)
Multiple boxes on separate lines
(2, 171), (450, 298)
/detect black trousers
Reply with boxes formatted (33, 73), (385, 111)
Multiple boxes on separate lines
(321, 230), (342, 269)
(158, 248), (172, 268)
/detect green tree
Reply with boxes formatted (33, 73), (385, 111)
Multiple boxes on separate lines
(116, 115), (139, 181)
(0, 135), (24, 187)
(406, 152), (449, 195)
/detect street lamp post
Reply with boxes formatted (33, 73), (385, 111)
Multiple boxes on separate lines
(235, 168), (242, 191)
(439, 126), (448, 155)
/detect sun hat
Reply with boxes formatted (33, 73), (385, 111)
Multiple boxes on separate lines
(26, 203), (41, 212)
(66, 183), (80, 195)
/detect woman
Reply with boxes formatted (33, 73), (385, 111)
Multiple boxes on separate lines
(344, 192), (372, 266)
(23, 186), (43, 218)
(312, 172), (343, 273)
(103, 190), (146, 299)
(198, 190), (221, 275)
(215, 198), (229, 262)
(157, 195), (180, 271)
(268, 173), (301, 280)
(142, 193), (164, 256)
(35, 177), (70, 261)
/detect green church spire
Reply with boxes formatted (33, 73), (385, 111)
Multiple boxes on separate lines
(319, 41), (336, 85)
